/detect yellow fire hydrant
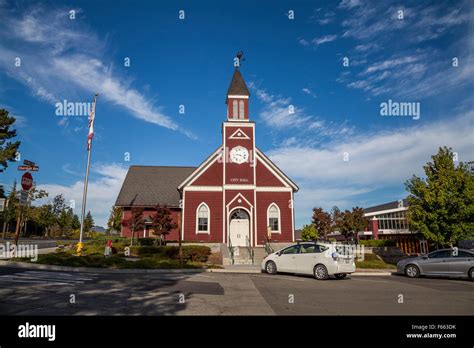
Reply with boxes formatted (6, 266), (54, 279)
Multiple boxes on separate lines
(76, 242), (85, 256)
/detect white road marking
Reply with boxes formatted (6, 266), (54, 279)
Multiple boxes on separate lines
(0, 271), (96, 285)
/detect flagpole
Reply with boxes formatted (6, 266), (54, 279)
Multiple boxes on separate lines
(78, 92), (98, 252)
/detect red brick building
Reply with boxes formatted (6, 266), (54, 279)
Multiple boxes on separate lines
(115, 68), (299, 247)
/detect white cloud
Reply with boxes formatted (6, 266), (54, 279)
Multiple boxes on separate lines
(38, 163), (128, 227)
(0, 5), (191, 136)
(302, 88), (317, 99)
(250, 82), (354, 143)
(312, 35), (338, 45)
(338, 0), (361, 10)
(268, 110), (474, 227)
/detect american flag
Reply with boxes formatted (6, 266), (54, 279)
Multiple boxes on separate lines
(87, 94), (98, 150)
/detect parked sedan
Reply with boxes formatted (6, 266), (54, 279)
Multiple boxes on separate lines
(397, 248), (474, 279)
(261, 242), (355, 280)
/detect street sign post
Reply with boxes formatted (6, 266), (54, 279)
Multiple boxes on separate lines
(15, 172), (33, 246)
(19, 190), (28, 207)
(23, 160), (35, 166)
(18, 165), (39, 171)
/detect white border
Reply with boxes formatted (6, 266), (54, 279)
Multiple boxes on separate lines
(267, 202), (281, 234)
(195, 202), (210, 234)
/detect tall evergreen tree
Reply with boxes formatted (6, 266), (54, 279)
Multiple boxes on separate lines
(0, 109), (21, 172)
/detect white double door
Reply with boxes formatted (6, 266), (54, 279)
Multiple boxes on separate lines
(229, 219), (250, 247)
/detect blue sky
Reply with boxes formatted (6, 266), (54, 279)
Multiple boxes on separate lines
(0, 0), (473, 227)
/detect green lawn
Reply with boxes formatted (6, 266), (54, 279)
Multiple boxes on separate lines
(355, 253), (396, 269)
(15, 238), (220, 269)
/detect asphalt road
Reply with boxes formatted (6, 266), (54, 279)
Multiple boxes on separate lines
(0, 267), (472, 315)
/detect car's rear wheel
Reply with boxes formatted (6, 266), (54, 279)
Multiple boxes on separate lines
(265, 261), (277, 275)
(468, 267), (474, 279)
(313, 264), (329, 280)
(334, 273), (347, 280)
(405, 264), (420, 278)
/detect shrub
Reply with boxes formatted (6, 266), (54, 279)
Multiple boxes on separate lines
(138, 238), (156, 246)
(129, 246), (180, 258)
(359, 239), (396, 247)
(182, 245), (211, 262)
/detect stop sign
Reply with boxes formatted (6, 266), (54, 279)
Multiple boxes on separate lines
(21, 172), (33, 191)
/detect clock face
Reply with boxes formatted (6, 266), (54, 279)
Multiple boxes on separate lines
(230, 146), (249, 164)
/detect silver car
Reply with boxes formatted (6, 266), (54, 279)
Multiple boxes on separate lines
(397, 248), (474, 279)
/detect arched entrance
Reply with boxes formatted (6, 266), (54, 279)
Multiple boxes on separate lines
(229, 208), (250, 247)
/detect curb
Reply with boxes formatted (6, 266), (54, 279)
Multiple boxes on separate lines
(0, 261), (394, 276)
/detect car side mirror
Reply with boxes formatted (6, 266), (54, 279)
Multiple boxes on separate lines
(276, 251), (282, 256)
(422, 255), (428, 259)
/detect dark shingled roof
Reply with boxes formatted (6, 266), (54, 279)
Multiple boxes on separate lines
(115, 166), (196, 207)
(226, 69), (250, 98)
(364, 199), (409, 214)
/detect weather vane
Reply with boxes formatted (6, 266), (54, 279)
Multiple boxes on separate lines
(235, 51), (245, 68)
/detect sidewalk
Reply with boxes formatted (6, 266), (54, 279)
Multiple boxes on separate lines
(0, 260), (394, 276)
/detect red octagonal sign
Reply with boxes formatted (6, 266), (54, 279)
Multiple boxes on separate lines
(21, 172), (33, 191)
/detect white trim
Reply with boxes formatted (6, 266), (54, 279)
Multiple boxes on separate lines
(229, 128), (250, 140)
(226, 193), (253, 208)
(196, 202), (210, 234)
(291, 191), (295, 242)
(181, 192), (185, 241)
(227, 95), (249, 99)
(223, 123), (226, 244)
(185, 185), (292, 192)
(223, 121), (253, 127)
(227, 119), (249, 123)
(253, 124), (257, 246)
(224, 184), (255, 190)
(178, 147), (223, 189)
(256, 187), (293, 192)
(267, 202), (281, 234)
(184, 186), (223, 192)
(364, 206), (408, 217)
(256, 149), (299, 191)
(183, 186), (290, 192)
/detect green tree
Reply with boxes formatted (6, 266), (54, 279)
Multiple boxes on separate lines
(83, 211), (94, 234)
(22, 184), (48, 235)
(301, 224), (318, 241)
(311, 207), (332, 239)
(151, 204), (177, 245)
(3, 181), (19, 235)
(37, 204), (55, 237)
(72, 214), (81, 230)
(337, 207), (368, 238)
(0, 109), (21, 172)
(107, 206), (123, 233)
(122, 207), (145, 246)
(405, 147), (474, 247)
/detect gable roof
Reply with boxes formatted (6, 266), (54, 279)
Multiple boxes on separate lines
(363, 199), (409, 214)
(226, 69), (250, 99)
(115, 166), (196, 207)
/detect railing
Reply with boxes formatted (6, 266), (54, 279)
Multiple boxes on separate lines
(228, 238), (234, 265)
(246, 236), (254, 265)
(264, 239), (274, 256)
